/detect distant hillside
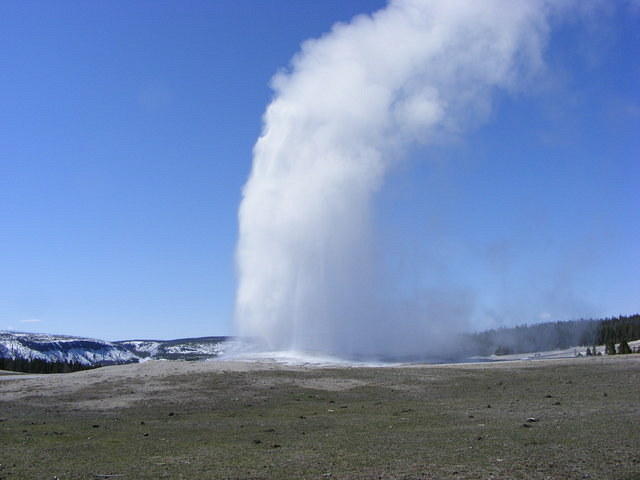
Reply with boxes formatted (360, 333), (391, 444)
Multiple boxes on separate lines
(465, 314), (640, 356)
(116, 336), (230, 361)
(0, 331), (139, 367)
(2, 314), (638, 372)
(0, 331), (231, 372)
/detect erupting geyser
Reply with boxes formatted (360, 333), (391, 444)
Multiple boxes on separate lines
(235, 0), (573, 359)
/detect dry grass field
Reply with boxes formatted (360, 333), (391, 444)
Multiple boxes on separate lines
(1, 355), (639, 479)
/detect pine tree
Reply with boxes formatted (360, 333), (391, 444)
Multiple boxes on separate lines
(618, 340), (632, 354)
(605, 341), (616, 355)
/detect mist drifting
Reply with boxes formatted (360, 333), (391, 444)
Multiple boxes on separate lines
(235, 0), (572, 359)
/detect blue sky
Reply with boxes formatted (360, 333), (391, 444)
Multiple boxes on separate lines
(1, 1), (638, 340)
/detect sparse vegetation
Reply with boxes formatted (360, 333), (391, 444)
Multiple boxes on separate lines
(0, 357), (639, 479)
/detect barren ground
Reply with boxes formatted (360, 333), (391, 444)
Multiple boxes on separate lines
(1, 356), (639, 479)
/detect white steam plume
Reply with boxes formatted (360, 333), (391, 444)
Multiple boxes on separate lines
(236, 0), (569, 359)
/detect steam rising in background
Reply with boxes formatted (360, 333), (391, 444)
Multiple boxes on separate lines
(235, 0), (623, 359)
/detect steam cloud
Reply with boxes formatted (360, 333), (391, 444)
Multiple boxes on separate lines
(235, 0), (577, 359)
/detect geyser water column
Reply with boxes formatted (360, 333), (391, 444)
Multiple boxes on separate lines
(235, 0), (558, 358)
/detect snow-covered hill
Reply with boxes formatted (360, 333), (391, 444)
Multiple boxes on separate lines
(0, 331), (139, 366)
(116, 336), (229, 361)
(0, 331), (231, 366)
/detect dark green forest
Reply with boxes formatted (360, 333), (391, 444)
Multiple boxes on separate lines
(595, 314), (640, 345)
(0, 357), (100, 374)
(466, 313), (640, 356)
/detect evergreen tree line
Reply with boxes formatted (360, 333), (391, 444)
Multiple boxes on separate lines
(465, 313), (640, 356)
(0, 356), (100, 374)
(595, 314), (640, 345)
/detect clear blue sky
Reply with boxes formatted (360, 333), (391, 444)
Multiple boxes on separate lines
(1, 1), (638, 340)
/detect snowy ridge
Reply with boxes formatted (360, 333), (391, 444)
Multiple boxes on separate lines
(117, 340), (162, 357)
(117, 336), (229, 360)
(0, 331), (231, 366)
(0, 331), (138, 366)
